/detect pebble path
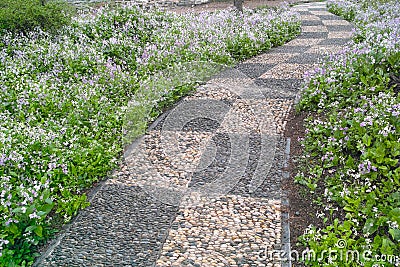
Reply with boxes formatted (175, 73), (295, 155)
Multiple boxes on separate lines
(36, 2), (353, 266)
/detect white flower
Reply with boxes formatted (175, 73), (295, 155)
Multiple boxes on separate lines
(29, 212), (40, 219)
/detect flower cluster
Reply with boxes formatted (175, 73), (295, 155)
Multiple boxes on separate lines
(296, 0), (400, 266)
(0, 4), (300, 265)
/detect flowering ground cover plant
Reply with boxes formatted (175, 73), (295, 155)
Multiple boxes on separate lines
(296, 0), (399, 266)
(0, 3), (300, 266)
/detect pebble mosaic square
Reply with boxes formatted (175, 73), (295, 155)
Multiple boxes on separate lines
(301, 19), (324, 26)
(291, 7), (309, 11)
(269, 45), (311, 54)
(217, 99), (292, 135)
(284, 53), (322, 64)
(326, 24), (355, 32)
(156, 195), (282, 267)
(123, 131), (213, 188)
(302, 25), (328, 33)
(322, 19), (352, 26)
(285, 38), (322, 46)
(187, 83), (241, 102)
(307, 45), (345, 55)
(328, 31), (353, 39)
(310, 10), (333, 16)
(318, 38), (351, 45)
(259, 63), (316, 79)
(254, 78), (303, 93)
(317, 14), (342, 20)
(40, 184), (179, 267)
(297, 31), (328, 39)
(245, 53), (297, 64)
(236, 63), (276, 79)
(300, 14), (322, 21)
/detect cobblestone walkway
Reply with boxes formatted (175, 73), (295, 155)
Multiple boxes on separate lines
(36, 2), (353, 267)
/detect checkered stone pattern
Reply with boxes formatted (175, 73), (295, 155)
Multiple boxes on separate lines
(36, 2), (354, 267)
(153, 3), (355, 267)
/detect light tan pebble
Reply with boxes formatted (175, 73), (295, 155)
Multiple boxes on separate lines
(251, 244), (259, 250)
(163, 245), (173, 251)
(236, 253), (244, 259)
(188, 256), (197, 262)
(202, 259), (212, 264)
(252, 255), (261, 261)
(178, 256), (187, 263)
(228, 258), (237, 265)
(221, 244), (228, 249)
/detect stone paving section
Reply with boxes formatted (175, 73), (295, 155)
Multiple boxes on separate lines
(36, 2), (353, 267)
(156, 196), (281, 267)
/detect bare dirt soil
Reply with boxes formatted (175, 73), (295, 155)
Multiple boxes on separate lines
(283, 109), (323, 266)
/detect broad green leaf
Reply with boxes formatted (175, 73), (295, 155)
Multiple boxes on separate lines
(346, 156), (354, 167)
(362, 134), (372, 147)
(363, 218), (378, 235)
(381, 237), (394, 254)
(25, 225), (37, 232)
(34, 225), (43, 237)
(344, 205), (355, 212)
(39, 203), (54, 214)
(389, 208), (400, 220)
(9, 224), (19, 235)
(45, 197), (53, 205)
(389, 228), (400, 241)
(375, 149), (386, 163)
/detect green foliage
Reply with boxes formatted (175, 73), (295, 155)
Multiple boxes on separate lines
(0, 4), (301, 266)
(296, 0), (400, 266)
(0, 177), (54, 267)
(0, 0), (74, 34)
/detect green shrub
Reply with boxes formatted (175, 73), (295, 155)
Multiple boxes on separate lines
(0, 0), (74, 34)
(0, 4), (301, 265)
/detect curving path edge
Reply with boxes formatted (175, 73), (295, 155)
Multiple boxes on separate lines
(36, 2), (353, 267)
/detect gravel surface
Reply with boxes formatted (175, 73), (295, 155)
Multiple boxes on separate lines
(285, 53), (322, 64)
(38, 184), (180, 267)
(156, 195), (282, 267)
(36, 2), (354, 266)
